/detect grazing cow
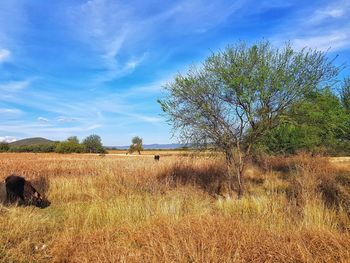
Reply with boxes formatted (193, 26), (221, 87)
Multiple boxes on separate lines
(5, 175), (51, 208)
(154, 155), (160, 161)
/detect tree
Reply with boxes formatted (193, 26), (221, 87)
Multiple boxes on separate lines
(82, 134), (105, 153)
(260, 89), (349, 154)
(55, 138), (85, 154)
(159, 41), (340, 197)
(129, 136), (143, 154)
(341, 77), (350, 113)
(67, 136), (80, 144)
(340, 77), (350, 142)
(0, 142), (9, 152)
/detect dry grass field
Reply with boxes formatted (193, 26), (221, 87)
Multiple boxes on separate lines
(0, 152), (350, 262)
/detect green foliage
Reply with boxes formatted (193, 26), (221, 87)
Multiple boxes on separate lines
(159, 40), (340, 156)
(341, 77), (350, 114)
(260, 89), (350, 155)
(9, 143), (58, 153)
(129, 136), (143, 154)
(55, 140), (85, 154)
(82, 134), (106, 153)
(67, 136), (80, 144)
(0, 142), (10, 152)
(159, 40), (341, 196)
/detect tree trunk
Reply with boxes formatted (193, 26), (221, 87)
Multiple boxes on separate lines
(235, 143), (251, 199)
(224, 145), (250, 198)
(225, 149), (234, 194)
(236, 163), (245, 198)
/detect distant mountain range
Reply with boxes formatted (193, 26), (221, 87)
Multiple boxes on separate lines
(107, 143), (185, 150)
(9, 137), (55, 147)
(7, 137), (185, 150)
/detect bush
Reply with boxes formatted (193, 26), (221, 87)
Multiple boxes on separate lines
(8, 143), (58, 153)
(55, 141), (85, 154)
(0, 142), (9, 152)
(82, 135), (106, 154)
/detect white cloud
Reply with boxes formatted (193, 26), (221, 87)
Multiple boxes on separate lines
(307, 1), (349, 25)
(0, 48), (10, 62)
(0, 108), (22, 115)
(0, 79), (32, 92)
(125, 52), (148, 71)
(0, 136), (17, 143)
(272, 0), (350, 52)
(37, 117), (49, 122)
(69, 0), (243, 83)
(132, 114), (162, 123)
(86, 124), (102, 130)
(292, 31), (350, 51)
(57, 116), (78, 123)
(104, 32), (128, 60)
(0, 121), (102, 141)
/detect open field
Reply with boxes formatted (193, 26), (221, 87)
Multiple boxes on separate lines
(0, 153), (350, 262)
(106, 149), (213, 157)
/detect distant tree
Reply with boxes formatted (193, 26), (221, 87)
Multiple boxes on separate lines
(39, 143), (58, 153)
(67, 136), (79, 144)
(82, 134), (106, 153)
(129, 136), (143, 154)
(8, 143), (58, 153)
(55, 138), (85, 154)
(159, 41), (340, 197)
(0, 142), (9, 152)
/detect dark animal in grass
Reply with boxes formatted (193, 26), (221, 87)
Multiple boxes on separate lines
(154, 155), (160, 161)
(5, 175), (51, 208)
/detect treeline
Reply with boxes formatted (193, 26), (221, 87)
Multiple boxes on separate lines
(0, 134), (106, 154)
(257, 84), (350, 156)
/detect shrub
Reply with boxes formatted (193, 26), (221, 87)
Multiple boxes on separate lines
(55, 141), (85, 154)
(0, 142), (9, 152)
(82, 135), (106, 154)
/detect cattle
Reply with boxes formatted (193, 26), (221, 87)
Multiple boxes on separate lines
(154, 155), (160, 161)
(5, 175), (51, 208)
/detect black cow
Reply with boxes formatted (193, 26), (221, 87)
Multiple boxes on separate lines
(5, 175), (51, 208)
(154, 155), (160, 161)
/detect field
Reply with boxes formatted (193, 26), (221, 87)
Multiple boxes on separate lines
(0, 153), (350, 263)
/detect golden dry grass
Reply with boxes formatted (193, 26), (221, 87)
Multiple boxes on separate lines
(0, 153), (349, 262)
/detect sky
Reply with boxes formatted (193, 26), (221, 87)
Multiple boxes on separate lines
(0, 0), (350, 146)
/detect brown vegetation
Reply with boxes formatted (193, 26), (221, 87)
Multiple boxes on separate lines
(0, 152), (349, 262)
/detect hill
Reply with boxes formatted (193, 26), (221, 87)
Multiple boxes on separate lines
(9, 137), (54, 147)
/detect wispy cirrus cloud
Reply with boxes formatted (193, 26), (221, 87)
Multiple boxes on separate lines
(272, 0), (350, 52)
(37, 117), (49, 122)
(0, 79), (32, 92)
(1, 0), (350, 145)
(306, 1), (348, 25)
(57, 116), (78, 123)
(68, 0), (244, 83)
(292, 31), (350, 52)
(0, 120), (102, 141)
(0, 108), (22, 115)
(0, 48), (10, 63)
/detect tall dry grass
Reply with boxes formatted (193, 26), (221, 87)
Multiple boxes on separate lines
(0, 153), (349, 262)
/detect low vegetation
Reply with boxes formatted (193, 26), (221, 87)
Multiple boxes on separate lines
(0, 153), (349, 262)
(1, 135), (106, 154)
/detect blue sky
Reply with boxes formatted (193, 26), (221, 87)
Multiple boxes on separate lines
(0, 0), (350, 145)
